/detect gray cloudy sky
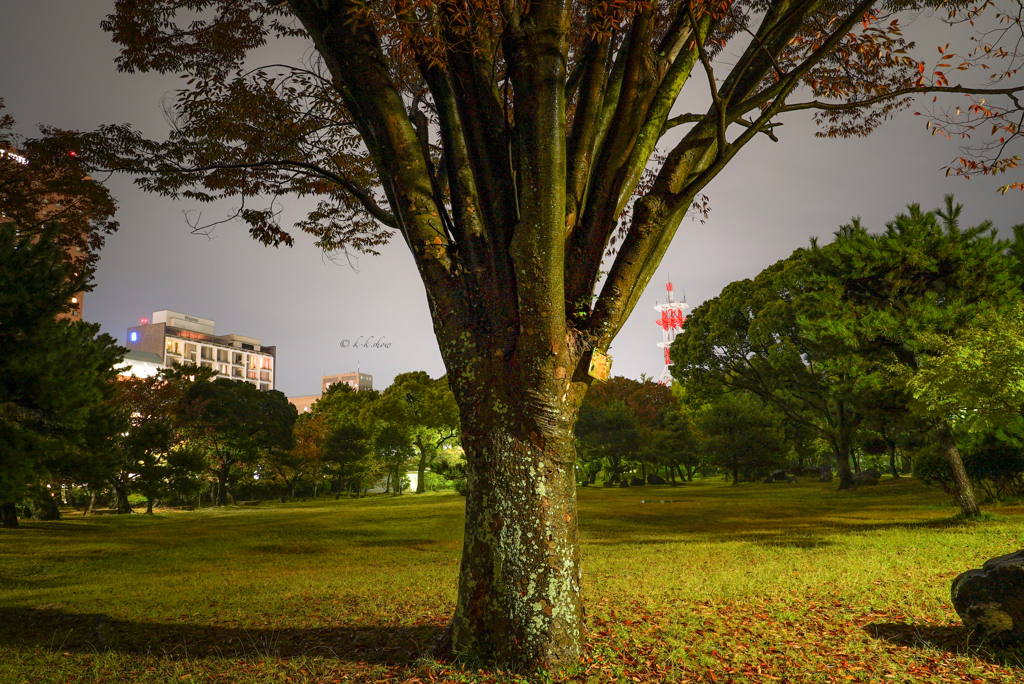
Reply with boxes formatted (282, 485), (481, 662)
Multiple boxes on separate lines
(2, 2), (1020, 397)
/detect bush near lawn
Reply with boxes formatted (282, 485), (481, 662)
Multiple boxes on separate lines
(1, 477), (1022, 683)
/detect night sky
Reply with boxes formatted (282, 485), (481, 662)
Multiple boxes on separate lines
(3, 2), (1019, 397)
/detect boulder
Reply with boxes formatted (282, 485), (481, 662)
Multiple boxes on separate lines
(852, 468), (881, 486)
(647, 474), (667, 485)
(951, 550), (1024, 642)
(630, 477), (645, 486)
(770, 469), (787, 481)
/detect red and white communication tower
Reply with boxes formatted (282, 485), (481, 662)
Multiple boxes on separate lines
(654, 280), (688, 384)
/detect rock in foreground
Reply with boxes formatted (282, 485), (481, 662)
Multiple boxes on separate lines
(951, 550), (1024, 642)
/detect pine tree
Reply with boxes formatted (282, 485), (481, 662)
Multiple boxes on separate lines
(0, 223), (124, 527)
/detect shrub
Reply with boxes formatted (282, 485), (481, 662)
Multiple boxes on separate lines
(422, 471), (454, 492)
(913, 434), (1024, 502)
(912, 447), (956, 496)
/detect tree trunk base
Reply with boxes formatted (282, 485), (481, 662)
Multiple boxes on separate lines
(1, 503), (18, 528)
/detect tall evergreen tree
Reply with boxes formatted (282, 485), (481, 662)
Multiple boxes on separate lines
(801, 197), (1023, 517)
(0, 223), (123, 527)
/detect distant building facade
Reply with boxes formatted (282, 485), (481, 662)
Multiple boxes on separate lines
(322, 371), (373, 393)
(288, 371), (373, 413)
(2, 147), (84, 321)
(125, 310), (277, 391)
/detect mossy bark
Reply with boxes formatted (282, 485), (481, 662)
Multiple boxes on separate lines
(442, 397), (584, 670)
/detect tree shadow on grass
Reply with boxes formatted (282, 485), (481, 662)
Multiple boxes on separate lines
(0, 607), (442, 664)
(865, 622), (1024, 667)
(580, 508), (966, 548)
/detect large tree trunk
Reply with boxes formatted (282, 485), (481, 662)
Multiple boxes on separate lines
(1, 503), (18, 528)
(216, 463), (230, 506)
(888, 444), (900, 478)
(444, 406), (583, 670)
(415, 436), (430, 494)
(835, 441), (855, 490)
(936, 420), (981, 518)
(416, 453), (428, 494)
(113, 480), (133, 514)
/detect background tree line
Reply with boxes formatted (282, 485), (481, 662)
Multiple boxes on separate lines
(666, 197), (1024, 517)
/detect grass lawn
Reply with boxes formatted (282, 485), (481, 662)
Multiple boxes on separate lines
(1, 477), (1023, 683)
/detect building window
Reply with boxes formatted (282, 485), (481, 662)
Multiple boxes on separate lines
(259, 383), (269, 391)
(219, 364), (229, 375)
(248, 370), (257, 379)
(201, 361), (213, 369)
(184, 343), (197, 363)
(217, 349), (228, 362)
(260, 357), (272, 370)
(130, 331), (138, 343)
(260, 371), (270, 382)
(166, 340), (181, 355)
(232, 367), (242, 377)
(249, 356), (257, 370)
(233, 353), (243, 365)
(201, 346), (213, 361)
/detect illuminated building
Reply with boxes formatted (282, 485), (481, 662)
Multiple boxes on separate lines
(288, 370), (373, 413)
(115, 350), (164, 379)
(125, 310), (277, 391)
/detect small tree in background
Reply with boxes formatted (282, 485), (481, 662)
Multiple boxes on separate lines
(262, 412), (327, 501)
(374, 423), (416, 495)
(700, 392), (787, 484)
(654, 405), (703, 483)
(109, 365), (208, 514)
(376, 372), (460, 493)
(187, 378), (297, 506)
(576, 399), (642, 484)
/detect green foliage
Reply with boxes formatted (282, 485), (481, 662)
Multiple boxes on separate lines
(421, 471), (454, 492)
(375, 372), (459, 493)
(187, 378), (297, 505)
(909, 302), (1024, 428)
(652, 405), (703, 482)
(322, 421), (379, 496)
(916, 430), (1024, 502)
(674, 197), (1022, 501)
(576, 399), (641, 483)
(670, 249), (859, 484)
(374, 423), (416, 494)
(0, 222), (124, 514)
(699, 392), (787, 483)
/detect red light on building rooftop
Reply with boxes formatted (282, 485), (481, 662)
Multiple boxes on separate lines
(140, 318), (149, 325)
